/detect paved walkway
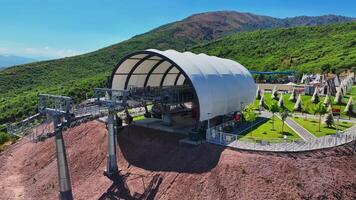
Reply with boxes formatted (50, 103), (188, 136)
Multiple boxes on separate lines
(292, 112), (356, 123)
(207, 110), (356, 152)
(207, 123), (356, 152)
(275, 114), (316, 142)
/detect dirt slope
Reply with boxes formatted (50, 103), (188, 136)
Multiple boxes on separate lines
(0, 120), (355, 200)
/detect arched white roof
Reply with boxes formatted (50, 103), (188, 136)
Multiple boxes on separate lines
(110, 49), (256, 121)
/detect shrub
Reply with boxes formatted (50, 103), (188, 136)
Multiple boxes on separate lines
(311, 89), (319, 104)
(323, 112), (334, 127)
(289, 89), (297, 102)
(0, 132), (10, 145)
(294, 94), (303, 112)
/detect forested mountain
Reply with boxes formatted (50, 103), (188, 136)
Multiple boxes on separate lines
(191, 22), (356, 72)
(0, 11), (355, 124)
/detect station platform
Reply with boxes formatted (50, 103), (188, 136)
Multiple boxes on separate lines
(133, 116), (196, 135)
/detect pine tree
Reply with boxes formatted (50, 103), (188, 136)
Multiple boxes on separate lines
(311, 89), (319, 103)
(340, 86), (345, 96)
(256, 86), (262, 100)
(294, 94), (303, 112)
(259, 95), (266, 110)
(323, 112), (334, 128)
(278, 94), (285, 108)
(334, 88), (343, 105)
(289, 88), (297, 102)
(323, 94), (330, 107)
(271, 86), (278, 100)
(344, 97), (354, 119)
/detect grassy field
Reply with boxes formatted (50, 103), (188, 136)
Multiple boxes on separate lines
(345, 85), (356, 99)
(255, 92), (311, 112)
(239, 117), (301, 142)
(292, 116), (354, 137)
(255, 89), (355, 119)
(133, 115), (145, 121)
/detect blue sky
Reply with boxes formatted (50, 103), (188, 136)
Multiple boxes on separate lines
(0, 0), (355, 59)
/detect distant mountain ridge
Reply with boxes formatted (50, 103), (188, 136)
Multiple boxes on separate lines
(0, 55), (36, 69)
(133, 11), (355, 49)
(0, 10), (355, 124)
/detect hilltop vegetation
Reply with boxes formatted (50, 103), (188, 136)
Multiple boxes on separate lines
(192, 22), (356, 72)
(0, 11), (355, 125)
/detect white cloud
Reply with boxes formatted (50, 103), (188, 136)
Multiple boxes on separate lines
(0, 47), (9, 54)
(0, 46), (83, 59)
(22, 47), (82, 58)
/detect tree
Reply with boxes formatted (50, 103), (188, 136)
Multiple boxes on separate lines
(279, 109), (290, 135)
(243, 104), (258, 133)
(268, 100), (280, 130)
(323, 94), (330, 107)
(302, 103), (311, 119)
(327, 104), (333, 113)
(334, 88), (343, 105)
(256, 86), (262, 100)
(312, 102), (327, 132)
(259, 95), (266, 110)
(294, 94), (303, 112)
(278, 94), (285, 108)
(352, 66), (356, 80)
(321, 64), (331, 76)
(344, 96), (354, 120)
(340, 85), (345, 96)
(289, 88), (297, 102)
(323, 112), (334, 128)
(271, 86), (278, 100)
(256, 74), (265, 83)
(311, 89), (319, 104)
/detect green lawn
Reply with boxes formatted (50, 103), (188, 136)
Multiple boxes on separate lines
(255, 93), (310, 112)
(255, 89), (354, 119)
(133, 115), (145, 121)
(239, 117), (301, 142)
(345, 85), (356, 100)
(292, 116), (354, 137)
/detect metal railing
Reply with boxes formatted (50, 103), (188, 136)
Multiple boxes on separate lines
(6, 113), (45, 136)
(129, 85), (195, 104)
(206, 124), (356, 152)
(73, 105), (106, 118)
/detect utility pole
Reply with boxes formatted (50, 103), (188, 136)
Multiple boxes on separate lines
(38, 94), (73, 200)
(94, 88), (128, 178)
(106, 105), (119, 176)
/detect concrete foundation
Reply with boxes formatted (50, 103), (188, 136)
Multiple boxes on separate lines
(133, 115), (196, 135)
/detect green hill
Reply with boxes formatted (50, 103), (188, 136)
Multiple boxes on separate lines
(0, 11), (355, 125)
(191, 22), (356, 72)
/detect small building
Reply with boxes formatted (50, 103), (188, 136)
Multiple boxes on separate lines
(110, 49), (256, 130)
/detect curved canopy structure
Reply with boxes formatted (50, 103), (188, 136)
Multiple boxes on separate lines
(110, 49), (256, 121)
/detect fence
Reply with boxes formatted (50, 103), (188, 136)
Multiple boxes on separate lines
(7, 113), (45, 136)
(8, 104), (148, 137)
(73, 105), (105, 117)
(206, 124), (356, 152)
(73, 105), (146, 118)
